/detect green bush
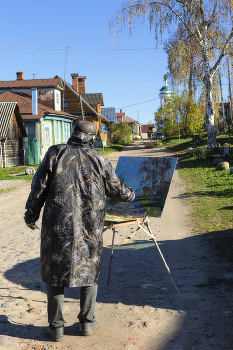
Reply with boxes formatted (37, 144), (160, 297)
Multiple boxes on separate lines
(193, 147), (207, 159)
(108, 123), (132, 144)
(144, 140), (163, 149)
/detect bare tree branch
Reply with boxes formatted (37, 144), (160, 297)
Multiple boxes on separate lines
(206, 0), (219, 27)
(211, 28), (233, 75)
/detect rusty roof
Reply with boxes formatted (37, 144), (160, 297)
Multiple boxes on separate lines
(0, 91), (76, 120)
(117, 115), (138, 124)
(124, 116), (138, 123)
(0, 77), (61, 89)
(0, 75), (109, 122)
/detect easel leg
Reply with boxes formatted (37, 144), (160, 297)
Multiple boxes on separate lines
(107, 226), (117, 286)
(138, 217), (187, 308)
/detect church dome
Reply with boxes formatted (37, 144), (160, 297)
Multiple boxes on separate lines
(160, 85), (172, 92)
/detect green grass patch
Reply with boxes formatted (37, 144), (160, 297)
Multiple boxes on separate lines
(178, 156), (233, 262)
(0, 164), (40, 181)
(95, 143), (131, 155)
(179, 158), (233, 234)
(162, 136), (193, 152)
(162, 134), (233, 261)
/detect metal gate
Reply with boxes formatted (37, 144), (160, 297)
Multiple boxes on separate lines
(24, 138), (39, 165)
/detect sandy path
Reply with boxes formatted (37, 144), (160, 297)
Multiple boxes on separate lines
(0, 140), (232, 350)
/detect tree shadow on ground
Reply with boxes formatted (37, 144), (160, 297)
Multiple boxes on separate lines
(2, 229), (233, 349)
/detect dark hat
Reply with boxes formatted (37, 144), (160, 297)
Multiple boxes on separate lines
(72, 121), (96, 136)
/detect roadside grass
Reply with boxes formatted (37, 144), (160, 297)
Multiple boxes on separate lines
(163, 134), (233, 262)
(162, 136), (193, 152)
(95, 142), (131, 155)
(179, 158), (233, 263)
(179, 159), (233, 233)
(0, 164), (40, 181)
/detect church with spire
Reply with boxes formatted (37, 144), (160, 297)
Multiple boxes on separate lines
(159, 74), (172, 106)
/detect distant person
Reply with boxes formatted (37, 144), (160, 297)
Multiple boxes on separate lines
(24, 120), (135, 341)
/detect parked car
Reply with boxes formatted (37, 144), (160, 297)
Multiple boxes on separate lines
(153, 132), (164, 140)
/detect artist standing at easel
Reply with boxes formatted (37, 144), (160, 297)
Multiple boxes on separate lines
(24, 121), (135, 341)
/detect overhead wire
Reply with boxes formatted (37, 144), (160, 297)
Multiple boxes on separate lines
(0, 45), (163, 51)
(117, 97), (160, 109)
(0, 45), (162, 119)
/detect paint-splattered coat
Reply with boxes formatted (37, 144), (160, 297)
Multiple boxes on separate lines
(24, 134), (134, 287)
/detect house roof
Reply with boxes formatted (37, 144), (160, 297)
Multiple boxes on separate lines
(117, 115), (138, 124)
(0, 77), (61, 90)
(0, 102), (27, 138)
(116, 112), (125, 117)
(101, 107), (117, 123)
(0, 91), (76, 120)
(0, 75), (109, 123)
(55, 76), (108, 122)
(81, 93), (104, 106)
(124, 116), (137, 124)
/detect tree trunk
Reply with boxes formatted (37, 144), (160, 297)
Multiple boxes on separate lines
(204, 74), (217, 148)
(202, 44), (217, 148)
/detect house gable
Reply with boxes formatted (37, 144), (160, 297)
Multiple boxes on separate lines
(0, 102), (27, 140)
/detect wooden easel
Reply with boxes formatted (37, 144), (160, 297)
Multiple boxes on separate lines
(104, 212), (187, 308)
(104, 213), (146, 286)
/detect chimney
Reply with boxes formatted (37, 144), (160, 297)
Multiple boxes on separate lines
(16, 72), (24, 80)
(78, 77), (86, 94)
(32, 88), (38, 115)
(71, 73), (86, 94)
(71, 73), (79, 92)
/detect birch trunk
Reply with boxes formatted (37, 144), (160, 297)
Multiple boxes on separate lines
(204, 73), (217, 147)
(202, 37), (217, 148)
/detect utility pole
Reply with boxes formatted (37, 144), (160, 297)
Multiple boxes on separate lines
(137, 110), (141, 137)
(63, 43), (68, 112)
(80, 96), (85, 121)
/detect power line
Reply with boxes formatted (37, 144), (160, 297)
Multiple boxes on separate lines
(118, 97), (160, 108)
(0, 45), (162, 51)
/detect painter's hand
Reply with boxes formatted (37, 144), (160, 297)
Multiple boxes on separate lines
(128, 187), (135, 201)
(26, 223), (40, 230)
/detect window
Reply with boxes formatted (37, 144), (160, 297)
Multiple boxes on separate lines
(44, 126), (50, 144)
(55, 121), (61, 143)
(56, 93), (60, 104)
(63, 122), (71, 142)
(61, 97), (68, 109)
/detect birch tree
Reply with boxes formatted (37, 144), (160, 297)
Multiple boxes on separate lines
(155, 93), (204, 136)
(110, 0), (233, 147)
(164, 24), (203, 97)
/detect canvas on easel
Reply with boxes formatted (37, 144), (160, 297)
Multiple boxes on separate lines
(106, 156), (177, 218)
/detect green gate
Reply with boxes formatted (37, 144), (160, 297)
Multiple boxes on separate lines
(24, 138), (39, 165)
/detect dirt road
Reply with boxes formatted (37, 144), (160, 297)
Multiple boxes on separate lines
(0, 140), (232, 350)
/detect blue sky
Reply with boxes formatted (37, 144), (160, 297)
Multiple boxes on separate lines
(1, 0), (230, 125)
(0, 0), (169, 124)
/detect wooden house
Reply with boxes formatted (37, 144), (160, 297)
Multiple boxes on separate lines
(0, 91), (76, 162)
(0, 102), (27, 167)
(0, 72), (109, 147)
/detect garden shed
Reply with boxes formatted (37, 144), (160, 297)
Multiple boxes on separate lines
(0, 102), (27, 167)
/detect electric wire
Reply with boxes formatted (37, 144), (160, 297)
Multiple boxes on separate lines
(0, 45), (163, 51)
(117, 97), (160, 108)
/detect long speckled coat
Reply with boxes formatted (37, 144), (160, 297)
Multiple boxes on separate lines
(25, 133), (134, 287)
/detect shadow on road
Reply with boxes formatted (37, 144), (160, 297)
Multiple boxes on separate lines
(2, 230), (233, 348)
